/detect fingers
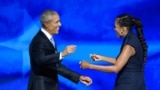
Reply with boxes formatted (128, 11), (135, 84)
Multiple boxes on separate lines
(88, 79), (93, 86)
(79, 61), (82, 68)
(85, 77), (93, 85)
(66, 45), (77, 53)
(80, 79), (92, 86)
(63, 45), (76, 56)
(79, 60), (86, 69)
(80, 76), (93, 86)
(90, 54), (98, 61)
(81, 80), (89, 86)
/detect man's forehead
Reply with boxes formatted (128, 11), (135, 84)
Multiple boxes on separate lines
(52, 14), (60, 19)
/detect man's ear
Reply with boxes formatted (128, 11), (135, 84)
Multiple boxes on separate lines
(43, 22), (49, 28)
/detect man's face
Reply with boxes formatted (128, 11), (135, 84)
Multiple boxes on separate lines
(45, 14), (61, 35)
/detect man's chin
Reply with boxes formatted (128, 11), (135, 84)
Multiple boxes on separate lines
(55, 32), (59, 34)
(52, 32), (59, 35)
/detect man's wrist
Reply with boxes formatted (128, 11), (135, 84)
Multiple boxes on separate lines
(79, 75), (83, 81)
(61, 51), (67, 57)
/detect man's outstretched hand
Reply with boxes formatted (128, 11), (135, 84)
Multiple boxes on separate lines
(79, 76), (92, 86)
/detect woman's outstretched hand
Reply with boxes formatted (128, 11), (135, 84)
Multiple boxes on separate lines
(90, 54), (103, 61)
(80, 60), (90, 69)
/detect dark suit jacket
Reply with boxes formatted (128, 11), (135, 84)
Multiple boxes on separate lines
(28, 30), (81, 90)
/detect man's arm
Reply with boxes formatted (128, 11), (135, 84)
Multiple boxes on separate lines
(56, 63), (80, 83)
(56, 63), (92, 85)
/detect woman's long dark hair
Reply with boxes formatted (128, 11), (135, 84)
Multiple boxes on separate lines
(117, 14), (148, 64)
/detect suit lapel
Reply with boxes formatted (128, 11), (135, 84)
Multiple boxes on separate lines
(39, 30), (58, 53)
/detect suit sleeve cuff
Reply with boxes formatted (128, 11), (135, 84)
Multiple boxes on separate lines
(60, 52), (63, 60)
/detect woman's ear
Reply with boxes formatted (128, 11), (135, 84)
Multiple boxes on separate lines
(121, 26), (128, 33)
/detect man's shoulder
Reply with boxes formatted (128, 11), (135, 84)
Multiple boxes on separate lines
(33, 31), (46, 39)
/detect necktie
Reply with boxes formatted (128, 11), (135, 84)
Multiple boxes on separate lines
(50, 37), (57, 53)
(50, 37), (55, 47)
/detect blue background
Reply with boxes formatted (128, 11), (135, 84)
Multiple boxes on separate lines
(0, 0), (160, 90)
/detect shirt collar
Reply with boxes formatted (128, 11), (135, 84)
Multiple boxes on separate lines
(41, 28), (52, 40)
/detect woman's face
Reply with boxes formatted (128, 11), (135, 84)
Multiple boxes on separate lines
(114, 19), (123, 38)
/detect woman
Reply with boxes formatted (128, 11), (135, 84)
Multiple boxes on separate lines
(80, 14), (148, 90)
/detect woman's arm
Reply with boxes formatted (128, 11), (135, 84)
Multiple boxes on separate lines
(90, 54), (116, 64)
(81, 45), (135, 73)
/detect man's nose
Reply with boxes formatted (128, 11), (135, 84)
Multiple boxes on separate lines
(59, 22), (61, 26)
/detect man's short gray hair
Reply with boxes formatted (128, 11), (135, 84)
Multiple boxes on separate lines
(40, 10), (57, 22)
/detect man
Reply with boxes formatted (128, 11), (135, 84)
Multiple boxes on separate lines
(28, 10), (92, 90)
